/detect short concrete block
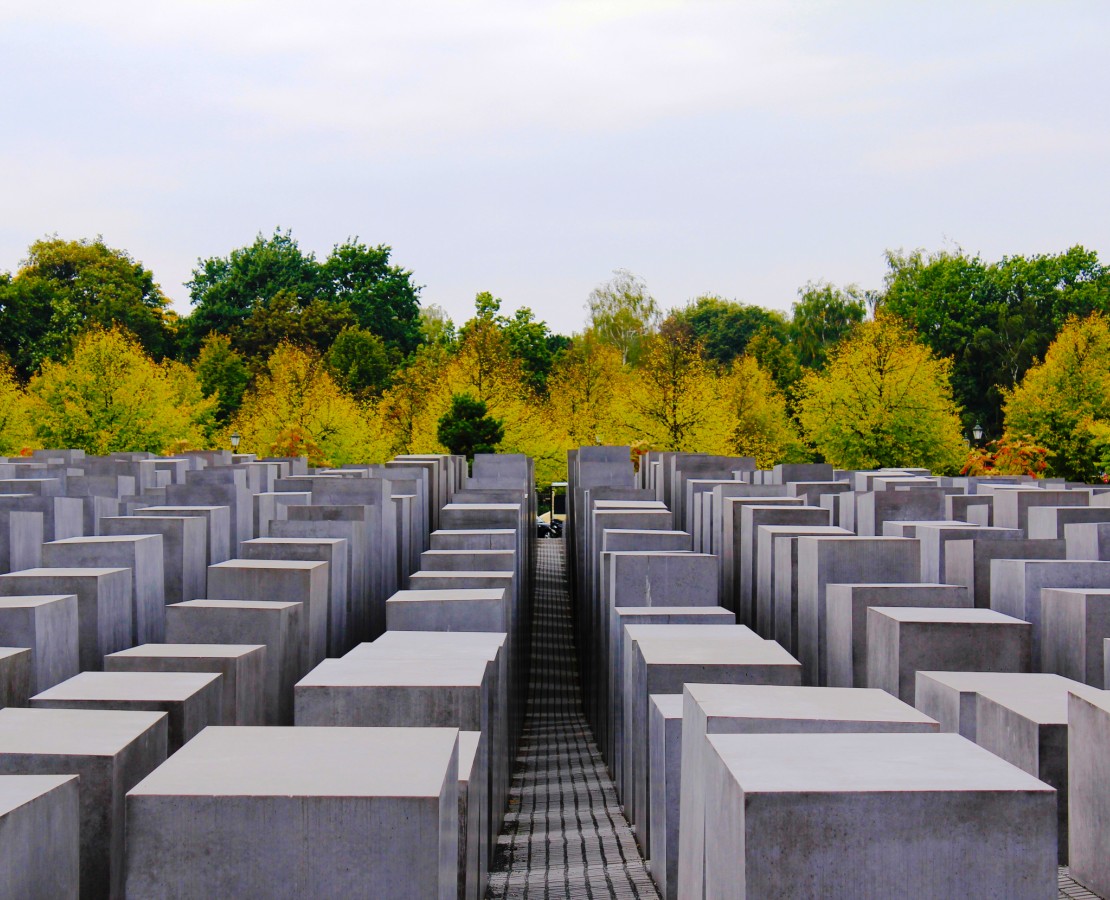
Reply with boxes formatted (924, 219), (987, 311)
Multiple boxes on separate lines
(677, 684), (939, 900)
(31, 671), (221, 753)
(165, 600), (301, 725)
(105, 643), (266, 726)
(1067, 690), (1110, 898)
(208, 559), (330, 672)
(385, 589), (508, 634)
(867, 607), (1032, 704)
(0, 596), (79, 692)
(42, 535), (166, 645)
(825, 583), (971, 688)
(124, 726), (459, 900)
(0, 774), (80, 899)
(99, 515), (207, 606)
(1040, 588), (1110, 688)
(134, 505), (231, 565)
(0, 707), (167, 900)
(0, 648), (31, 708)
(702, 732), (1056, 900)
(0, 569), (132, 672)
(648, 693), (683, 900)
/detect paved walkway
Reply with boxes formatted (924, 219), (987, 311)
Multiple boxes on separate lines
(484, 539), (1102, 900)
(486, 539), (659, 899)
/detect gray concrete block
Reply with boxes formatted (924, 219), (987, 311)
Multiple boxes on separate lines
(430, 529), (516, 551)
(124, 726), (460, 900)
(990, 558), (1110, 667)
(825, 583), (970, 688)
(702, 732), (1056, 899)
(974, 677), (1105, 863)
(1067, 690), (1110, 898)
(0, 509), (43, 574)
(867, 607), (1032, 703)
(993, 488), (1088, 531)
(755, 525), (848, 641)
(0, 707), (167, 899)
(239, 538), (349, 658)
(1040, 588), (1110, 687)
(0, 774), (79, 899)
(913, 671), (1062, 741)
(0, 495), (82, 542)
(106, 643), (266, 725)
(0, 569), (132, 672)
(31, 671), (221, 753)
(625, 632), (800, 849)
(134, 505), (231, 566)
(915, 523), (1022, 583)
(457, 730), (485, 900)
(385, 589), (507, 634)
(796, 536), (922, 686)
(42, 535), (165, 645)
(1064, 521), (1110, 560)
(0, 596), (78, 692)
(165, 600), (300, 725)
(648, 693), (683, 900)
(944, 536), (1065, 608)
(0, 648), (31, 708)
(208, 559), (329, 672)
(1027, 504), (1110, 540)
(99, 515), (207, 606)
(677, 684), (938, 900)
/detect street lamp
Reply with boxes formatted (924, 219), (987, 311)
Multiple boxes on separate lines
(972, 423), (983, 443)
(230, 431), (241, 451)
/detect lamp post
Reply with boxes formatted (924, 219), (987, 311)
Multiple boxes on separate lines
(972, 423), (983, 444)
(230, 431), (241, 452)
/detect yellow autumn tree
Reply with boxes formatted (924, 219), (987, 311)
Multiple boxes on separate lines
(1003, 312), (1110, 481)
(795, 313), (966, 471)
(376, 296), (564, 483)
(28, 326), (213, 454)
(546, 330), (631, 448)
(717, 356), (806, 467)
(625, 320), (721, 451)
(232, 342), (384, 467)
(0, 360), (37, 455)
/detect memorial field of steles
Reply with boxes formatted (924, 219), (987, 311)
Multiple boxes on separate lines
(0, 446), (1107, 898)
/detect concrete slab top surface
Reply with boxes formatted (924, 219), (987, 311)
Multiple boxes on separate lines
(298, 656), (489, 687)
(431, 529), (515, 536)
(128, 726), (459, 797)
(110, 643), (266, 658)
(347, 633), (506, 660)
(0, 595), (76, 608)
(458, 730), (481, 777)
(614, 606), (733, 616)
(827, 582), (958, 590)
(138, 506), (225, 513)
(47, 535), (153, 545)
(969, 677), (1107, 724)
(209, 559), (327, 571)
(0, 774), (77, 816)
(410, 571), (513, 578)
(0, 707), (166, 755)
(706, 732), (1054, 793)
(869, 607), (1026, 624)
(0, 647), (29, 660)
(33, 671), (221, 702)
(637, 637), (798, 666)
(243, 537), (345, 547)
(686, 684), (937, 724)
(649, 694), (683, 717)
(3, 567), (128, 578)
(386, 589), (505, 603)
(174, 599), (300, 611)
(623, 624), (759, 641)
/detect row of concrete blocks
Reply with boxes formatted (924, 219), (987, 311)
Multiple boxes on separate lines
(0, 451), (520, 898)
(567, 450), (1110, 899)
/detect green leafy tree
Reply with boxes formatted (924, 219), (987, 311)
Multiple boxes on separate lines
(327, 326), (394, 399)
(746, 325), (802, 395)
(184, 229), (320, 356)
(318, 240), (422, 355)
(0, 360), (37, 454)
(586, 269), (660, 365)
(881, 245), (1110, 438)
(195, 333), (250, 425)
(436, 392), (504, 461)
(671, 295), (790, 366)
(420, 304), (457, 349)
(28, 327), (214, 454)
(791, 281), (868, 369)
(1002, 313), (1110, 481)
(795, 314), (967, 472)
(0, 237), (175, 372)
(501, 306), (567, 394)
(233, 290), (356, 364)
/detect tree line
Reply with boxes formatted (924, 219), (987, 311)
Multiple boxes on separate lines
(1, 231), (1108, 484)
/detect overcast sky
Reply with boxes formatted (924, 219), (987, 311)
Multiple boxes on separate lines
(2, 1), (1107, 334)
